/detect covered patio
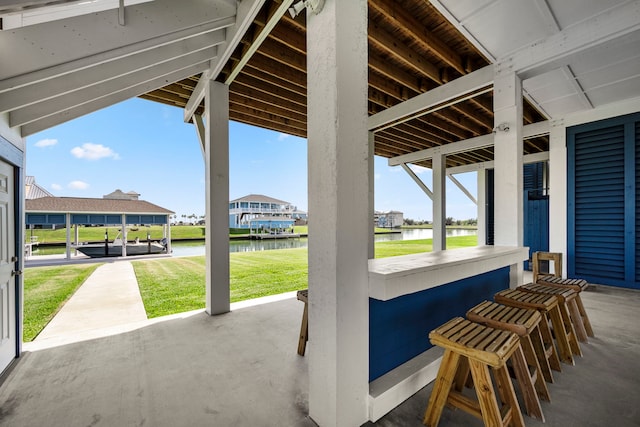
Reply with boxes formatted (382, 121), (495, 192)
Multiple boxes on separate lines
(1, 0), (640, 425)
(0, 283), (638, 426)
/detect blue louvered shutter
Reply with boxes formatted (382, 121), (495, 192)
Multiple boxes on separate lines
(572, 125), (625, 281)
(568, 112), (640, 289)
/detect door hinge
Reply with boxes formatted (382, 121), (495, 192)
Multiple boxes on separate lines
(11, 270), (22, 276)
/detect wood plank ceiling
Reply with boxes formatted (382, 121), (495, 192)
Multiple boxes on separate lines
(141, 0), (549, 169)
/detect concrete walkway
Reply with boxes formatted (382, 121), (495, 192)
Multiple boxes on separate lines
(34, 261), (147, 342)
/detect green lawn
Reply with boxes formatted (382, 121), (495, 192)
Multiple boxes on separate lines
(133, 234), (477, 318)
(23, 263), (101, 341)
(22, 235), (477, 337)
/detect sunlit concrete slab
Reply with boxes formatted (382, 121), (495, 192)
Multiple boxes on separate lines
(0, 286), (639, 426)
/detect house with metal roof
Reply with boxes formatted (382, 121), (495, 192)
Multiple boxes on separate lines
(25, 196), (174, 258)
(229, 194), (305, 230)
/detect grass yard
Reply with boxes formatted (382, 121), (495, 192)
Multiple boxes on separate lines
(23, 263), (101, 341)
(133, 234), (477, 318)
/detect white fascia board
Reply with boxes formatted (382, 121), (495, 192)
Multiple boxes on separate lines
(445, 152), (550, 175)
(0, 0), (235, 88)
(184, 0), (266, 123)
(368, 64), (494, 132)
(11, 48), (217, 127)
(20, 62), (209, 136)
(0, 31), (225, 113)
(389, 133), (493, 166)
(506, 0), (640, 79)
(388, 121), (549, 166)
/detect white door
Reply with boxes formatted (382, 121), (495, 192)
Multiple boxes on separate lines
(0, 159), (16, 373)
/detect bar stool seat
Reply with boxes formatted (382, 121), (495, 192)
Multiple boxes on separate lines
(536, 276), (595, 338)
(423, 317), (526, 427)
(532, 251), (594, 338)
(296, 289), (308, 356)
(467, 300), (552, 420)
(520, 283), (587, 347)
(495, 288), (571, 367)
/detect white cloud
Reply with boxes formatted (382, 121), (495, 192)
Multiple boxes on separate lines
(71, 143), (119, 160)
(51, 183), (62, 191)
(374, 173), (381, 181)
(410, 165), (428, 175)
(34, 138), (58, 148)
(68, 180), (89, 190)
(277, 133), (290, 141)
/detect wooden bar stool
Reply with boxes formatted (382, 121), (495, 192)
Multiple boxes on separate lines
(296, 289), (308, 356)
(520, 283), (587, 347)
(533, 251), (594, 338)
(495, 288), (571, 367)
(423, 317), (526, 427)
(467, 301), (553, 412)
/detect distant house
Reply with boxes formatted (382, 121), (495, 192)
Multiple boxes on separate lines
(229, 194), (307, 231)
(374, 210), (404, 228)
(25, 176), (54, 200)
(103, 189), (140, 200)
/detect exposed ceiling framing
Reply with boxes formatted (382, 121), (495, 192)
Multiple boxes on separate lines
(141, 0), (550, 169)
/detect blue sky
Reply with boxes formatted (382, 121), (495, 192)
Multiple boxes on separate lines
(26, 97), (478, 221)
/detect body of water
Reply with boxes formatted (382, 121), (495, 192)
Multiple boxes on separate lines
(29, 228), (477, 257)
(170, 228), (477, 257)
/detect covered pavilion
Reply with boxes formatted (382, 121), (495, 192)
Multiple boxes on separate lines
(0, 1), (639, 425)
(25, 196), (174, 258)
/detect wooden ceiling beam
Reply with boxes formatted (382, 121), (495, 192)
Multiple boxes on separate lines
(267, 21), (306, 55)
(450, 103), (493, 132)
(233, 74), (307, 108)
(231, 111), (306, 138)
(229, 92), (307, 124)
(241, 63), (306, 98)
(256, 37), (306, 74)
(369, 0), (465, 74)
(230, 84), (306, 116)
(368, 23), (441, 84)
(229, 103), (307, 133)
(247, 55), (306, 89)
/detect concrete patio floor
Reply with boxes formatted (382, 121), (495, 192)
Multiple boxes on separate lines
(0, 284), (639, 426)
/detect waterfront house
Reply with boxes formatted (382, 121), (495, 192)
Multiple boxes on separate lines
(374, 210), (404, 229)
(229, 194), (305, 231)
(1, 1), (639, 426)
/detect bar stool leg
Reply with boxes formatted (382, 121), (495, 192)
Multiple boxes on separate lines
(423, 350), (461, 427)
(510, 345), (545, 421)
(538, 312), (562, 371)
(469, 360), (507, 427)
(529, 324), (554, 383)
(558, 303), (582, 357)
(489, 362), (526, 427)
(575, 294), (595, 337)
(567, 298), (588, 342)
(520, 333), (551, 400)
(548, 307), (575, 364)
(297, 300), (308, 356)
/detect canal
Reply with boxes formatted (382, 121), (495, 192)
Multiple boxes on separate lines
(171, 228), (477, 257)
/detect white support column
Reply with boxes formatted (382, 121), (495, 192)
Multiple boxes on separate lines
(477, 169), (487, 245)
(432, 152), (446, 251)
(65, 213), (71, 260)
(307, 0), (369, 425)
(204, 80), (230, 315)
(74, 224), (79, 256)
(493, 70), (524, 287)
(369, 131), (375, 260)
(121, 214), (127, 257)
(548, 119), (568, 275)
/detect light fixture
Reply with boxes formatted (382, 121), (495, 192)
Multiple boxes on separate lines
(493, 123), (510, 133)
(288, 0), (325, 18)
